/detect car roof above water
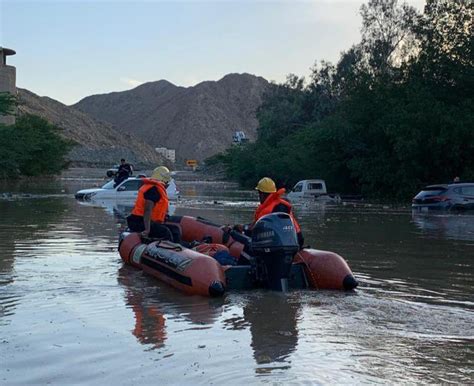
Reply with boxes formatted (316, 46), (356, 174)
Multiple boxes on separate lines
(448, 182), (474, 187)
(296, 179), (326, 184)
(423, 182), (474, 190)
(423, 184), (448, 190)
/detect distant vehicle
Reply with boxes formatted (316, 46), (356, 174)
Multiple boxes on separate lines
(287, 179), (340, 202)
(75, 177), (179, 201)
(412, 183), (474, 211)
(232, 131), (249, 145)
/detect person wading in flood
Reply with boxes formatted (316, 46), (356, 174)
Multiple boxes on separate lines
(114, 158), (133, 187)
(127, 166), (174, 241)
(229, 177), (304, 249)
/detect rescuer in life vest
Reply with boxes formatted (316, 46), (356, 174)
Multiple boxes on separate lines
(127, 166), (174, 241)
(230, 177), (304, 249)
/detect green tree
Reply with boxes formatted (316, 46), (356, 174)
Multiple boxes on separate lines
(0, 115), (75, 178)
(14, 115), (74, 176)
(359, 0), (418, 75)
(208, 0), (474, 200)
(256, 75), (309, 147)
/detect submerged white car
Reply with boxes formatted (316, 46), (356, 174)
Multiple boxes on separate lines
(75, 177), (179, 201)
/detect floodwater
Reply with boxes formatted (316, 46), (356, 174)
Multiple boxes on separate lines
(1, 171), (473, 384)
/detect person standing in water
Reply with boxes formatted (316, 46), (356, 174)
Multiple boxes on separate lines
(114, 158), (133, 187)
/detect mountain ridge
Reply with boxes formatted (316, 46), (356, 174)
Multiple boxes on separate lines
(17, 88), (163, 167)
(72, 73), (266, 103)
(74, 73), (270, 161)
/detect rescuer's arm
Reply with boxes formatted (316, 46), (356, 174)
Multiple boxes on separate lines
(297, 231), (304, 249)
(142, 200), (155, 236)
(224, 203), (290, 235)
(141, 187), (162, 236)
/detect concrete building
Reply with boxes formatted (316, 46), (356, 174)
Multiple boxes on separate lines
(155, 147), (176, 163)
(0, 47), (16, 125)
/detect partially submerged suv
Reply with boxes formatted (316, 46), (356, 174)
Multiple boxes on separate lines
(75, 177), (179, 201)
(412, 183), (474, 211)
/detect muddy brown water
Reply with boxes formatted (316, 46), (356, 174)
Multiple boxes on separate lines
(0, 172), (473, 384)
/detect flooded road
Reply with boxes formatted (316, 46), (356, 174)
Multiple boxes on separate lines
(1, 172), (473, 384)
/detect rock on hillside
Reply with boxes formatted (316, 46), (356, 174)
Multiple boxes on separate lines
(18, 88), (163, 167)
(74, 73), (269, 161)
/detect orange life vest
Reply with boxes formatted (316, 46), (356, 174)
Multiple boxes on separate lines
(131, 179), (169, 223)
(253, 188), (301, 233)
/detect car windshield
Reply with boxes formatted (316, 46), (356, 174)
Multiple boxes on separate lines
(101, 180), (115, 189)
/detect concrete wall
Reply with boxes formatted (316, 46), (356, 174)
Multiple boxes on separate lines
(0, 61), (17, 125)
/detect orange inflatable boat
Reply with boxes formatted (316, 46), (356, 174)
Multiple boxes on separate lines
(119, 213), (358, 297)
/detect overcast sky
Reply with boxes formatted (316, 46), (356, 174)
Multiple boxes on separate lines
(1, 0), (424, 105)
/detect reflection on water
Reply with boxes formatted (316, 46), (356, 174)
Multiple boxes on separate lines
(119, 267), (168, 349)
(77, 197), (177, 219)
(0, 176), (473, 384)
(412, 212), (474, 242)
(243, 293), (300, 366)
(118, 266), (225, 350)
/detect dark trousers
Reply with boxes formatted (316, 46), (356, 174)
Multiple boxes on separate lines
(127, 214), (181, 243)
(113, 174), (128, 188)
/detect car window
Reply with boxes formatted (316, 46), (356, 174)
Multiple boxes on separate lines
(308, 183), (323, 191)
(420, 188), (447, 195)
(423, 185), (447, 191)
(461, 186), (474, 196)
(118, 180), (143, 191)
(101, 180), (115, 189)
(453, 187), (462, 194)
(293, 183), (303, 192)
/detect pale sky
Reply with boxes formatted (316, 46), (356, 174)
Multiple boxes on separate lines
(1, 0), (424, 105)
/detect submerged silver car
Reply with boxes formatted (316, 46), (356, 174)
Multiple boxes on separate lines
(412, 183), (474, 211)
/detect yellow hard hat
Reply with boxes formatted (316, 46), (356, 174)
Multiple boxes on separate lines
(255, 177), (276, 193)
(151, 166), (171, 183)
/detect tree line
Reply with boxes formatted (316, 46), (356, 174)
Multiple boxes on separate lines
(0, 93), (74, 178)
(208, 0), (473, 200)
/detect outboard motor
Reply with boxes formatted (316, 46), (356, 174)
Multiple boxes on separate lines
(251, 213), (300, 291)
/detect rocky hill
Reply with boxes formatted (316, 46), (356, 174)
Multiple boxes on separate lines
(73, 73), (269, 161)
(18, 88), (163, 167)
